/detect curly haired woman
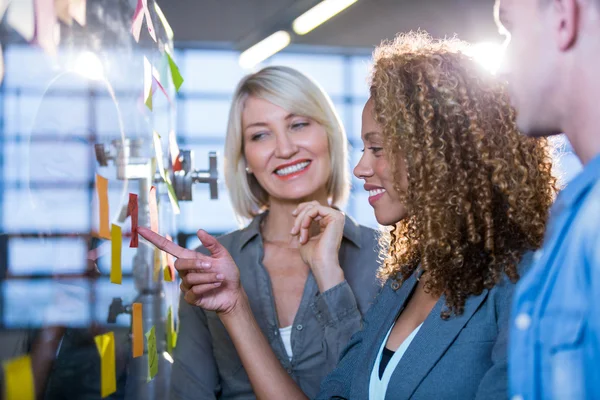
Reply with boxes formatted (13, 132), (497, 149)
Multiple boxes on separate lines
(139, 32), (557, 400)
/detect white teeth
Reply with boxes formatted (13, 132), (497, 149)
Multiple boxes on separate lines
(275, 161), (310, 176)
(369, 189), (386, 196)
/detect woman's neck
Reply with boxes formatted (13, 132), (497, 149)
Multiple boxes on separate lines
(261, 193), (329, 243)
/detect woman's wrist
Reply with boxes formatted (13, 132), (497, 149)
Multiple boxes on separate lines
(217, 288), (250, 321)
(311, 262), (345, 293)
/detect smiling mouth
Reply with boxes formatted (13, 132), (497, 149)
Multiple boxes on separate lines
(368, 188), (386, 205)
(274, 161), (311, 177)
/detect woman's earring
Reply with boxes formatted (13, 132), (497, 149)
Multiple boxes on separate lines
(245, 167), (252, 174)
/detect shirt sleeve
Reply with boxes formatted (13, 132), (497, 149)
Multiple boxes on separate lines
(310, 280), (363, 362)
(169, 295), (220, 400)
(314, 282), (386, 400)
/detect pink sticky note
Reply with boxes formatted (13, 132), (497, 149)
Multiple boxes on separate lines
(131, 0), (156, 43)
(34, 0), (58, 56)
(149, 186), (159, 233)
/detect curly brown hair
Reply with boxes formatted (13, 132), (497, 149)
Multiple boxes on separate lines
(371, 32), (557, 318)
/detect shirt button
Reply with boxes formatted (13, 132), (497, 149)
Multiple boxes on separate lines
(296, 324), (303, 331)
(511, 395), (524, 400)
(533, 249), (544, 262)
(286, 368), (292, 374)
(515, 313), (531, 331)
(274, 330), (278, 336)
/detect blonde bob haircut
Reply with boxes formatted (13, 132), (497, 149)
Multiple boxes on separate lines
(224, 66), (350, 222)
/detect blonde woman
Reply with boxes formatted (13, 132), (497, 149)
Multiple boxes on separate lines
(163, 66), (381, 399)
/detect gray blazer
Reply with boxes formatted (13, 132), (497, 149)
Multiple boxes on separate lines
(316, 253), (533, 400)
(170, 213), (381, 400)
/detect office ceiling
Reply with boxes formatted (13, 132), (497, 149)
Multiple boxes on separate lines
(161, 0), (501, 51)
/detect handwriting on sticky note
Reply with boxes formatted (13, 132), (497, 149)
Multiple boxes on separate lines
(94, 332), (117, 398)
(128, 193), (139, 247)
(166, 51), (184, 92)
(2, 355), (35, 400)
(146, 326), (158, 381)
(96, 174), (110, 239)
(110, 224), (122, 284)
(149, 185), (159, 233)
(132, 303), (143, 358)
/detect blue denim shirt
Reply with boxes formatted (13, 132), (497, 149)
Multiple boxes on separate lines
(509, 154), (600, 400)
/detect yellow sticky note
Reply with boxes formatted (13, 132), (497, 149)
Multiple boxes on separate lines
(2, 355), (35, 400)
(96, 174), (110, 239)
(110, 224), (122, 284)
(132, 303), (143, 358)
(146, 326), (158, 381)
(153, 247), (161, 282)
(154, 2), (173, 40)
(162, 252), (173, 282)
(94, 332), (116, 398)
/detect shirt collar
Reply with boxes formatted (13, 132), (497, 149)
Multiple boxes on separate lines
(555, 153), (600, 210)
(237, 210), (364, 251)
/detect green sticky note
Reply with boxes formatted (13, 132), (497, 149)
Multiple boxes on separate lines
(146, 326), (158, 381)
(166, 52), (184, 92)
(166, 306), (174, 354)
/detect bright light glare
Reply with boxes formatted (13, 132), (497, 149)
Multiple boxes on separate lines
(293, 0), (358, 35)
(466, 42), (505, 74)
(163, 351), (174, 363)
(73, 51), (105, 80)
(239, 31), (291, 69)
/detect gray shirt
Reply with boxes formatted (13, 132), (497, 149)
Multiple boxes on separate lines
(169, 212), (382, 399)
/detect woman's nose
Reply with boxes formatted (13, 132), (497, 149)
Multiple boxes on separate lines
(274, 133), (298, 159)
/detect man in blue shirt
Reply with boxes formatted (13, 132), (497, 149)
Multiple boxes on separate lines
(494, 0), (600, 398)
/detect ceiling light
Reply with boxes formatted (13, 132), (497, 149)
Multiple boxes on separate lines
(292, 0), (358, 35)
(239, 31), (291, 69)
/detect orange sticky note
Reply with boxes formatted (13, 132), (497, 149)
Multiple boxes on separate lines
(168, 130), (182, 172)
(94, 332), (116, 398)
(96, 174), (110, 239)
(149, 185), (159, 233)
(132, 303), (143, 358)
(2, 355), (35, 400)
(110, 224), (122, 284)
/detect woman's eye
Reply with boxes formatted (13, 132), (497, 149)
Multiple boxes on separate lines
(291, 121), (309, 130)
(250, 132), (267, 141)
(368, 146), (383, 155)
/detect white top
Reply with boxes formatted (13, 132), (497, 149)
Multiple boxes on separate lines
(369, 322), (423, 399)
(279, 325), (293, 361)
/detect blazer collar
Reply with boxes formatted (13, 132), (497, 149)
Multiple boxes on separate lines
(354, 273), (489, 400)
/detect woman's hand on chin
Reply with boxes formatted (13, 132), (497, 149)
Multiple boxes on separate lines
(291, 201), (346, 291)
